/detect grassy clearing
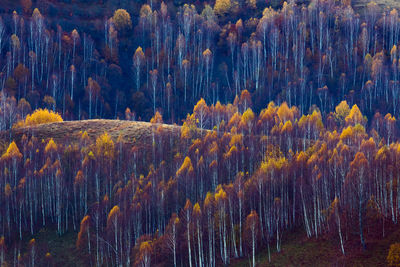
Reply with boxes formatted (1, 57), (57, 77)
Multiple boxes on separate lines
(0, 119), (181, 147)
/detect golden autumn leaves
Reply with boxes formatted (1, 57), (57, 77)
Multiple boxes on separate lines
(13, 108), (63, 128)
(112, 9), (132, 33)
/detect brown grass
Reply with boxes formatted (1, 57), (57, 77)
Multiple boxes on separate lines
(0, 119), (181, 148)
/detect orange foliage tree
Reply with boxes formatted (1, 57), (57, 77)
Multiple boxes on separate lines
(77, 215), (91, 254)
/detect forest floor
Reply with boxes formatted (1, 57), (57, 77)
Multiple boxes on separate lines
(232, 222), (400, 267)
(18, 229), (85, 267)
(9, 221), (399, 266)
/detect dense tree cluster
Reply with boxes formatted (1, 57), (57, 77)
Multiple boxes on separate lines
(0, 0), (400, 124)
(1, 96), (400, 265)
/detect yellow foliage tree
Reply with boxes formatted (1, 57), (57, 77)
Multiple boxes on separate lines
(113, 9), (132, 32)
(81, 131), (90, 144)
(181, 114), (198, 140)
(32, 8), (41, 20)
(137, 241), (152, 267)
(150, 111), (163, 124)
(133, 47), (145, 91)
(193, 202), (201, 216)
(176, 156), (194, 177)
(215, 186), (227, 203)
(95, 132), (115, 159)
(203, 48), (212, 59)
(388, 243), (400, 266)
(345, 104), (366, 126)
(240, 108), (255, 134)
(204, 191), (215, 209)
(44, 138), (57, 154)
(335, 100), (350, 124)
(14, 108), (63, 128)
(276, 102), (293, 123)
(214, 0), (231, 16)
(1, 141), (22, 161)
(227, 112), (241, 130)
(193, 98), (209, 130)
(281, 120), (293, 135)
(107, 205), (120, 227)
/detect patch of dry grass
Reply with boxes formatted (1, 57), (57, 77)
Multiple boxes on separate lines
(0, 119), (181, 148)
